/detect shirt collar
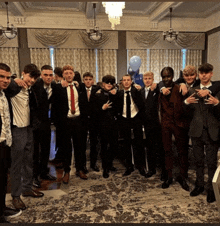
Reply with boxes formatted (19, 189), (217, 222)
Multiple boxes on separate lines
(145, 86), (150, 91)
(200, 82), (212, 89)
(44, 83), (51, 89)
(124, 87), (131, 93)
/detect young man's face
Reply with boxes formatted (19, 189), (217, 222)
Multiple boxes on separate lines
(41, 69), (53, 86)
(54, 74), (63, 83)
(122, 76), (132, 90)
(103, 82), (113, 91)
(143, 75), (154, 87)
(22, 73), (37, 87)
(83, 76), (93, 88)
(0, 69), (11, 90)
(199, 71), (213, 85)
(183, 72), (197, 86)
(63, 70), (74, 83)
(161, 70), (173, 87)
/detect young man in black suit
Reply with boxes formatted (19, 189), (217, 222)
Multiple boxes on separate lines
(52, 65), (87, 184)
(79, 72), (100, 172)
(0, 63), (22, 223)
(141, 72), (166, 180)
(32, 65), (57, 188)
(185, 63), (220, 203)
(116, 74), (147, 177)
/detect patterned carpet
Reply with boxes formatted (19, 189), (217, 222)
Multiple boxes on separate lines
(6, 157), (220, 223)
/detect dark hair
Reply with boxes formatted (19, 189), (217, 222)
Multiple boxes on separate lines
(73, 71), (82, 83)
(122, 74), (132, 80)
(161, 67), (174, 77)
(83, 72), (93, 78)
(41, 65), (53, 71)
(0, 63), (11, 72)
(23, 64), (40, 79)
(102, 75), (115, 85)
(54, 67), (63, 78)
(198, 63), (213, 73)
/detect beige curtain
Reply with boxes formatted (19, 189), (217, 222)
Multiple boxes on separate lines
(30, 48), (51, 70)
(185, 50), (202, 70)
(0, 47), (19, 76)
(97, 49), (117, 82)
(54, 48), (96, 80)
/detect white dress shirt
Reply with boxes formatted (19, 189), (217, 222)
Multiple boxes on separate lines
(67, 83), (80, 118)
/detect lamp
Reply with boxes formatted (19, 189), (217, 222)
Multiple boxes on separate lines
(88, 3), (102, 41)
(0, 2), (17, 40)
(163, 8), (178, 42)
(102, 2), (125, 30)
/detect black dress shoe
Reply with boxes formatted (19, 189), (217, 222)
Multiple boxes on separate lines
(0, 216), (9, 223)
(109, 166), (117, 172)
(33, 177), (41, 188)
(207, 190), (216, 203)
(138, 168), (147, 177)
(190, 186), (204, 197)
(91, 165), (100, 172)
(176, 177), (189, 191)
(40, 173), (56, 181)
(103, 169), (109, 178)
(123, 167), (134, 176)
(162, 178), (173, 189)
(145, 170), (156, 178)
(22, 189), (44, 198)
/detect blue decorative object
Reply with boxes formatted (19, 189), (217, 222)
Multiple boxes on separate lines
(130, 56), (141, 72)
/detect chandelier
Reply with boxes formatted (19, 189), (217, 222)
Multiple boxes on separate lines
(163, 8), (178, 42)
(0, 2), (17, 40)
(102, 2), (125, 30)
(88, 3), (102, 41)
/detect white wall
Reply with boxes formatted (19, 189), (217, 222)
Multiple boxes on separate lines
(207, 31), (220, 81)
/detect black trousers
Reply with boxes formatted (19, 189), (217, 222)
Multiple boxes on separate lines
(144, 123), (165, 173)
(82, 118), (99, 167)
(60, 116), (85, 173)
(33, 125), (51, 177)
(0, 144), (10, 217)
(191, 129), (219, 191)
(119, 116), (146, 170)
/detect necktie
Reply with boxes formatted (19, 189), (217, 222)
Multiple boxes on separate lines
(145, 88), (150, 99)
(70, 85), (75, 114)
(87, 88), (90, 101)
(0, 92), (12, 146)
(126, 91), (131, 119)
(202, 87), (208, 100)
(45, 87), (49, 99)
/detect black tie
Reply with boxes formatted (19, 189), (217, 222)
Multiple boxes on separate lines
(126, 91), (131, 119)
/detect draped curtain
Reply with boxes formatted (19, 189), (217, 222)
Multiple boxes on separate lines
(30, 48), (51, 70)
(0, 47), (19, 76)
(97, 49), (117, 81)
(54, 48), (96, 81)
(128, 49), (182, 83)
(185, 50), (202, 70)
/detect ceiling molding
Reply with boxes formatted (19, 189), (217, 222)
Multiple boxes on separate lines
(10, 2), (25, 16)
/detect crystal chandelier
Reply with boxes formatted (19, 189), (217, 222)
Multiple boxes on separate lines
(163, 8), (178, 42)
(102, 2), (125, 30)
(0, 2), (17, 40)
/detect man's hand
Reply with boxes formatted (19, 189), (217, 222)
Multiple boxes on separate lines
(73, 81), (79, 87)
(61, 80), (68, 88)
(151, 83), (157, 91)
(186, 93), (199, 104)
(14, 78), (27, 88)
(102, 100), (112, 110)
(195, 89), (210, 98)
(205, 93), (219, 105)
(134, 84), (141, 90)
(162, 87), (171, 95)
(179, 83), (188, 95)
(109, 88), (117, 95)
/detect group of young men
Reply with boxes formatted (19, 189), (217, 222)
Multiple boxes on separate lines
(0, 61), (220, 223)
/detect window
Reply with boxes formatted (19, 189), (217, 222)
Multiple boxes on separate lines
(182, 49), (187, 69)
(50, 47), (55, 70)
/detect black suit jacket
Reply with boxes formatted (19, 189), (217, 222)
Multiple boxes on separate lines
(141, 85), (160, 126)
(78, 85), (99, 122)
(52, 83), (79, 129)
(185, 86), (220, 141)
(32, 78), (56, 130)
(116, 86), (145, 120)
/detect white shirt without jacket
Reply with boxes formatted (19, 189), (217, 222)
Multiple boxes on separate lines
(11, 87), (30, 127)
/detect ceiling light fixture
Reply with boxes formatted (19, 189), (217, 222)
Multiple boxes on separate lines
(102, 2), (125, 30)
(0, 2), (17, 40)
(88, 3), (102, 41)
(163, 8), (178, 42)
